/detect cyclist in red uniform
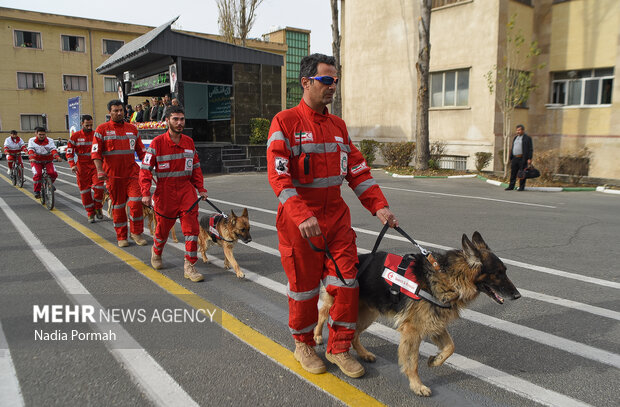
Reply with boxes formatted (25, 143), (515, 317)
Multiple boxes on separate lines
(4, 130), (26, 175)
(27, 127), (62, 199)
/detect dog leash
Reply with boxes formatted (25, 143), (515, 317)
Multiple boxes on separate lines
(305, 233), (357, 287)
(205, 199), (228, 218)
(148, 197), (203, 220)
(358, 223), (441, 277)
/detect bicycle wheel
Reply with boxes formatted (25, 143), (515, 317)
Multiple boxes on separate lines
(17, 166), (24, 188)
(39, 182), (46, 205)
(11, 167), (17, 186)
(44, 176), (55, 210)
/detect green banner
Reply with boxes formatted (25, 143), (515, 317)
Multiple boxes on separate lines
(207, 85), (232, 121)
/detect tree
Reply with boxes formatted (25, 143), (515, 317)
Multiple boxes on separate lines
(415, 0), (432, 170)
(216, 0), (264, 47)
(485, 15), (542, 177)
(331, 0), (342, 117)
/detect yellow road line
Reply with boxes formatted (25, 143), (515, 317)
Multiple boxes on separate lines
(0, 174), (385, 406)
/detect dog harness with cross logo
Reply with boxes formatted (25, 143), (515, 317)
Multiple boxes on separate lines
(208, 214), (226, 241)
(382, 253), (450, 308)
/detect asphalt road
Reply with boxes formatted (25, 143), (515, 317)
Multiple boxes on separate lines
(0, 160), (618, 407)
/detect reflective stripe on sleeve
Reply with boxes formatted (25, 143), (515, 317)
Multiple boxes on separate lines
(322, 275), (359, 288)
(278, 188), (298, 205)
(267, 131), (291, 152)
(353, 178), (377, 198)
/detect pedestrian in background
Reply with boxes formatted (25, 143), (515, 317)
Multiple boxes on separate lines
(505, 124), (534, 191)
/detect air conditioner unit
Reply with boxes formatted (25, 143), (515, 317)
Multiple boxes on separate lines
(34, 83), (45, 89)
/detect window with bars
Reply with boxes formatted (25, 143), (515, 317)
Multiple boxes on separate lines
(103, 39), (124, 55)
(21, 114), (45, 131)
(63, 75), (88, 91)
(432, 0), (469, 9)
(430, 69), (470, 107)
(17, 72), (45, 89)
(551, 68), (613, 106)
(14, 30), (41, 48)
(61, 35), (85, 52)
(104, 77), (117, 92)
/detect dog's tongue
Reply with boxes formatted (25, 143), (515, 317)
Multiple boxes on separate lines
(486, 286), (504, 304)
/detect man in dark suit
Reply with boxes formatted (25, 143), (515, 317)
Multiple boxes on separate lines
(506, 124), (533, 191)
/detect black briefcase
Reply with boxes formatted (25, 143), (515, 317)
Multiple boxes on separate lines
(518, 166), (540, 180)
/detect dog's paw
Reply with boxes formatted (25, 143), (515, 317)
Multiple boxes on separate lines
(428, 354), (445, 367)
(358, 351), (376, 363)
(313, 335), (323, 345)
(235, 271), (245, 279)
(411, 383), (432, 397)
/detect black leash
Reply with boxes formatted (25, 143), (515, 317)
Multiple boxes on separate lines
(205, 199), (228, 218)
(358, 223), (441, 278)
(149, 197), (202, 220)
(306, 233), (357, 287)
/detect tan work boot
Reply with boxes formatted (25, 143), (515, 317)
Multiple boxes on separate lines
(294, 340), (326, 374)
(130, 233), (147, 246)
(151, 247), (162, 269)
(326, 351), (365, 378)
(184, 259), (204, 282)
(117, 239), (129, 248)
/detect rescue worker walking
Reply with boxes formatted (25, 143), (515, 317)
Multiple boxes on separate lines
(4, 130), (27, 175)
(92, 100), (148, 247)
(267, 54), (399, 378)
(66, 115), (105, 223)
(139, 105), (207, 282)
(27, 127), (62, 199)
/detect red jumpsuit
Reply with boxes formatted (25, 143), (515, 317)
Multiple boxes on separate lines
(267, 100), (389, 354)
(67, 129), (105, 216)
(27, 137), (59, 193)
(139, 131), (206, 264)
(91, 121), (146, 241)
(4, 136), (26, 170)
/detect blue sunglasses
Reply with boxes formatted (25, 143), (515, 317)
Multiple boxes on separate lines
(309, 76), (339, 85)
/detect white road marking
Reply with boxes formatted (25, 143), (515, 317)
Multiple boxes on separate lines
(0, 198), (199, 407)
(0, 322), (25, 407)
(380, 185), (558, 208)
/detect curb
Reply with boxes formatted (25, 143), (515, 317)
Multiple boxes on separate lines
(382, 171), (616, 193)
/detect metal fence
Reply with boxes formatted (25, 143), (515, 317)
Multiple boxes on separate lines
(438, 155), (468, 171)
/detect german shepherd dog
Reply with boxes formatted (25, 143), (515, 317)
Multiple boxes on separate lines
(314, 232), (521, 397)
(102, 190), (178, 242)
(198, 209), (252, 278)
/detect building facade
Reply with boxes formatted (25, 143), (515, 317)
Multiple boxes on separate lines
(0, 8), (150, 142)
(341, 0), (619, 179)
(263, 27), (311, 109)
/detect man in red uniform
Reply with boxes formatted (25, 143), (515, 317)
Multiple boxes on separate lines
(267, 54), (398, 378)
(27, 127), (62, 199)
(139, 106), (207, 282)
(4, 130), (26, 174)
(92, 100), (147, 247)
(67, 115), (105, 223)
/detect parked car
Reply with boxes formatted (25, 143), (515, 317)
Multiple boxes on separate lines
(55, 138), (69, 160)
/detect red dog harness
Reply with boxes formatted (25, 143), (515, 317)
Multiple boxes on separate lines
(208, 214), (225, 241)
(382, 253), (450, 308)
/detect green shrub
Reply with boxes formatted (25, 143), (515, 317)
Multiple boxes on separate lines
(359, 139), (380, 165)
(475, 152), (493, 172)
(428, 158), (440, 170)
(379, 141), (416, 167)
(249, 118), (270, 144)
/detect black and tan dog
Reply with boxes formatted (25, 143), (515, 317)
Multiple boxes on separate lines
(314, 232), (521, 397)
(198, 209), (252, 278)
(102, 190), (178, 242)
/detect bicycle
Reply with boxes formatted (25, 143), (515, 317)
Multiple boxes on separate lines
(39, 166), (55, 210)
(9, 160), (25, 188)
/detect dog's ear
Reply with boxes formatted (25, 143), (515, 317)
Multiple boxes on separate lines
(242, 207), (248, 217)
(471, 231), (489, 250)
(462, 234), (481, 266)
(230, 209), (237, 218)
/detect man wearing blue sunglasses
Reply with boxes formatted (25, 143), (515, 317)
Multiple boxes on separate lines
(267, 53), (398, 379)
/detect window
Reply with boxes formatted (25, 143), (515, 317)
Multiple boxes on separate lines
(551, 68), (613, 106)
(17, 72), (45, 89)
(103, 39), (124, 55)
(21, 114), (45, 131)
(63, 75), (88, 91)
(430, 69), (469, 107)
(14, 30), (41, 48)
(104, 77), (117, 92)
(61, 35), (85, 52)
(432, 0), (469, 8)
